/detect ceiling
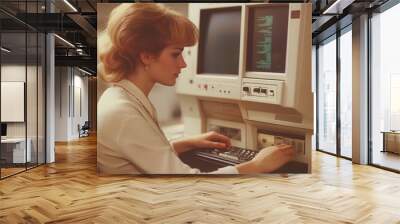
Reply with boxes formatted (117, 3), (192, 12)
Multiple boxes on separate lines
(312, 0), (390, 43)
(1, 0), (396, 75)
(0, 0), (97, 75)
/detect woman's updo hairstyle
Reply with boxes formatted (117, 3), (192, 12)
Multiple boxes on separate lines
(98, 3), (198, 82)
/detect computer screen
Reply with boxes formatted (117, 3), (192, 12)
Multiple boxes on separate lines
(246, 4), (289, 73)
(1, 123), (7, 137)
(197, 7), (241, 75)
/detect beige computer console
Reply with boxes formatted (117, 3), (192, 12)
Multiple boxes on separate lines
(176, 3), (313, 172)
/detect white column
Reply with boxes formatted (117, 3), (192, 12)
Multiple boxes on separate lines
(46, 32), (55, 163)
(352, 14), (369, 164)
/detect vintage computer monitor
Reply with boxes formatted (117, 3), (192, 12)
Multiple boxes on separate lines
(176, 3), (313, 173)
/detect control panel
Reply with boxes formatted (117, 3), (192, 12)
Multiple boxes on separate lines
(257, 133), (305, 161)
(241, 79), (283, 104)
(179, 78), (241, 100)
(195, 82), (237, 96)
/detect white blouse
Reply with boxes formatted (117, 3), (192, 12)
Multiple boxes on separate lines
(97, 79), (238, 174)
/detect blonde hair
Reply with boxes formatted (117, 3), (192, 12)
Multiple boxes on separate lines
(98, 3), (198, 82)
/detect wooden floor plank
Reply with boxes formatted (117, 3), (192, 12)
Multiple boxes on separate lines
(0, 135), (399, 223)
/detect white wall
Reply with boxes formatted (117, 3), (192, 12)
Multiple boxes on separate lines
(1, 63), (46, 164)
(55, 67), (68, 141)
(72, 73), (89, 138)
(1, 65), (33, 137)
(75, 74), (89, 123)
(55, 67), (89, 141)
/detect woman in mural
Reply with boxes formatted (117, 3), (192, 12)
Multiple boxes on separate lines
(97, 3), (294, 174)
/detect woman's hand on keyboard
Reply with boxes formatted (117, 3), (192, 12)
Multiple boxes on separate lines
(190, 131), (232, 150)
(171, 131), (231, 154)
(236, 144), (295, 173)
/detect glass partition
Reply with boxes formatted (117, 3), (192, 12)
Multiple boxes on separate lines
(0, 1), (46, 179)
(1, 31), (28, 177)
(317, 35), (337, 155)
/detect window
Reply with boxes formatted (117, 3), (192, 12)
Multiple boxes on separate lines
(339, 27), (352, 158)
(317, 35), (337, 155)
(316, 25), (353, 159)
(370, 2), (400, 171)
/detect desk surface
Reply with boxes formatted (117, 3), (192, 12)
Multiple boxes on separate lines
(1, 138), (27, 143)
(381, 131), (400, 134)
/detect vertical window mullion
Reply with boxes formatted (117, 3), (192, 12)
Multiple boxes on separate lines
(36, 0), (39, 167)
(316, 44), (320, 151)
(367, 10), (373, 165)
(25, 0), (28, 171)
(336, 28), (341, 157)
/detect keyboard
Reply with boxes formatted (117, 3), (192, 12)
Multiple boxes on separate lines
(181, 146), (309, 173)
(194, 146), (258, 166)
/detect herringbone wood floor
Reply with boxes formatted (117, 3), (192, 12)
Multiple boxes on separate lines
(0, 135), (400, 223)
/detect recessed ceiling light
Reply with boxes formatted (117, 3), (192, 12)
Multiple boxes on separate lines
(78, 67), (93, 76)
(1, 47), (11, 53)
(54, 34), (75, 48)
(63, 0), (78, 12)
(323, 0), (355, 15)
